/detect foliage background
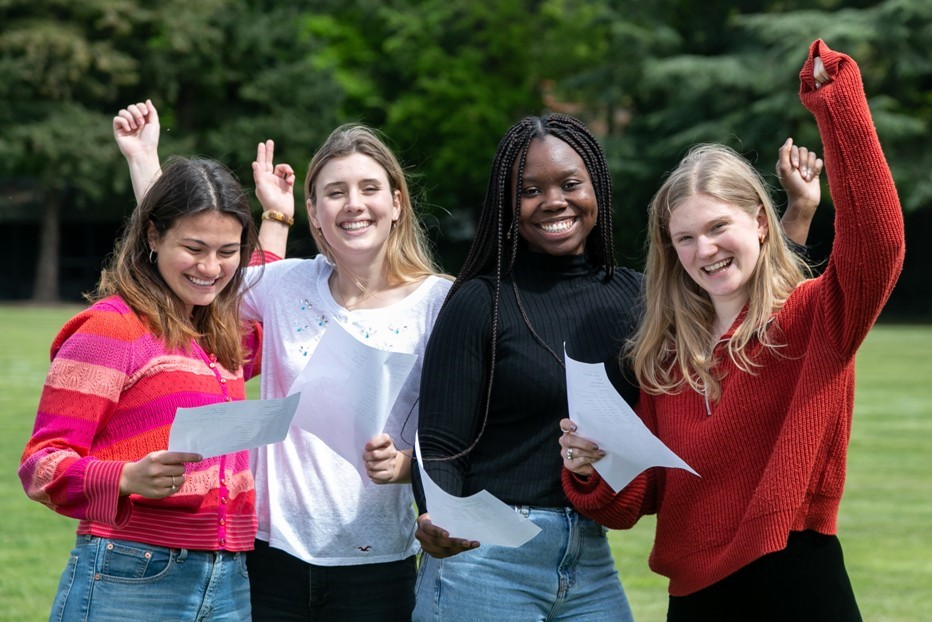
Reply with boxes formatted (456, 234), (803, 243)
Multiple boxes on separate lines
(0, 0), (929, 314)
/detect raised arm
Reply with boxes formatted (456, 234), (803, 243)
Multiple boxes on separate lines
(777, 137), (823, 247)
(113, 99), (162, 204)
(252, 140), (296, 260)
(800, 40), (904, 355)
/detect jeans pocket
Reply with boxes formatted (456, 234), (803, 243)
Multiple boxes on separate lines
(98, 539), (173, 583)
(50, 554), (79, 622)
(237, 552), (250, 579)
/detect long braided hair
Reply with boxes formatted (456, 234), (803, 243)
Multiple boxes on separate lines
(435, 113), (616, 460)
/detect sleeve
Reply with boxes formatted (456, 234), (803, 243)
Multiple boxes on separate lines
(18, 310), (135, 526)
(562, 389), (660, 529)
(249, 249), (282, 267)
(413, 280), (494, 511)
(800, 39), (905, 357)
(241, 321), (263, 381)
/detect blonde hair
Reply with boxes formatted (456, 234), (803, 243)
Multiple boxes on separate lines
(303, 124), (440, 284)
(628, 144), (809, 400)
(92, 157), (258, 371)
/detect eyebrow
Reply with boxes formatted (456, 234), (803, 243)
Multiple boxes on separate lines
(179, 238), (241, 249)
(322, 178), (385, 189)
(521, 167), (585, 184)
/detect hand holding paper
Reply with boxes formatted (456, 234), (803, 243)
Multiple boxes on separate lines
(287, 322), (418, 480)
(414, 434), (541, 548)
(564, 347), (698, 491)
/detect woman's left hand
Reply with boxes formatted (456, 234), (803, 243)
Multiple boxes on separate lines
(363, 433), (409, 484)
(558, 418), (605, 477)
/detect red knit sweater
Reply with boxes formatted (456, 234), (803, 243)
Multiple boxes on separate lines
(563, 40), (905, 597)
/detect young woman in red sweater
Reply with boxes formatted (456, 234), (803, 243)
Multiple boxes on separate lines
(560, 40), (905, 620)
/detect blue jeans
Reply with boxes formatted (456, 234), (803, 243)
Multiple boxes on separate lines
(413, 506), (633, 621)
(50, 535), (251, 621)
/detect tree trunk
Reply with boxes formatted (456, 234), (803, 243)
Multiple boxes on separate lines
(32, 188), (60, 302)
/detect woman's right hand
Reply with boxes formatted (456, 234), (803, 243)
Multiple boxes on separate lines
(118, 450), (203, 499)
(558, 418), (605, 477)
(113, 99), (160, 163)
(415, 513), (479, 558)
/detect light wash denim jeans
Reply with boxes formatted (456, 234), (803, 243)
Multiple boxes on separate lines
(49, 535), (251, 622)
(414, 506), (633, 621)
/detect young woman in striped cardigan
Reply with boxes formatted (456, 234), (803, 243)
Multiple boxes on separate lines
(20, 154), (262, 621)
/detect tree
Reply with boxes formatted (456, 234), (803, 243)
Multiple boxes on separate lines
(0, 0), (141, 300)
(0, 0), (345, 299)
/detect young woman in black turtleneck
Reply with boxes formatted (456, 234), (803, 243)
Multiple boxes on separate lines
(411, 114), (818, 621)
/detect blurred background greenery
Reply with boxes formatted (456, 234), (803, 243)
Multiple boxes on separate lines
(1, 0), (929, 316)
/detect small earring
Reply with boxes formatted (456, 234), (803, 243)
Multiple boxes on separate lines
(759, 234), (766, 244)
(149, 249), (157, 263)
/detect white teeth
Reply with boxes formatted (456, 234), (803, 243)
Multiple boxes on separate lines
(703, 259), (731, 274)
(341, 221), (371, 231)
(539, 218), (575, 233)
(188, 276), (217, 286)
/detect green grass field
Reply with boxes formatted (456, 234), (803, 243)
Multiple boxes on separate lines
(1, 305), (929, 621)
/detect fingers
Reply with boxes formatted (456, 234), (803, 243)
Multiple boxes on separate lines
(119, 451), (202, 498)
(143, 99), (159, 124)
(415, 516), (479, 558)
(273, 164), (296, 187)
(813, 57), (830, 89)
(118, 102), (150, 131)
(254, 141), (294, 184)
(810, 155), (824, 179)
(364, 433), (392, 452)
(777, 138), (823, 184)
(158, 451), (204, 465)
(364, 434), (396, 483)
(559, 419), (603, 477)
(776, 137), (793, 176)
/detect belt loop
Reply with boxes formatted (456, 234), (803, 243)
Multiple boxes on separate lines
(176, 548), (189, 563)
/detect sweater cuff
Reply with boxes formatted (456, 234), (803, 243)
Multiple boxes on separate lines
(562, 467), (616, 509)
(84, 460), (133, 527)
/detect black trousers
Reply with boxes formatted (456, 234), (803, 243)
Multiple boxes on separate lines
(247, 539), (416, 622)
(667, 530), (861, 622)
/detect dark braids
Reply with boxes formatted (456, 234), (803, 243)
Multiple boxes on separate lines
(429, 113), (617, 463)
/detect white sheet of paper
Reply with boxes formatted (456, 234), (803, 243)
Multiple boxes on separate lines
(564, 347), (698, 491)
(168, 392), (301, 459)
(414, 434), (541, 548)
(287, 321), (418, 479)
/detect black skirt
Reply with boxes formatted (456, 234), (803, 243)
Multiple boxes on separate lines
(667, 530), (861, 622)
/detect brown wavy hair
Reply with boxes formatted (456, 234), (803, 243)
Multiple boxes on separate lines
(92, 157), (258, 371)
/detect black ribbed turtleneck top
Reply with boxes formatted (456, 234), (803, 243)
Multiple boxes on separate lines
(416, 250), (643, 509)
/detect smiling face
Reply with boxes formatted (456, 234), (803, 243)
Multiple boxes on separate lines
(148, 211), (243, 316)
(308, 152), (401, 266)
(515, 135), (598, 256)
(668, 194), (768, 318)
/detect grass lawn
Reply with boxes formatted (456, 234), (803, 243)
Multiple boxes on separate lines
(2, 305), (930, 620)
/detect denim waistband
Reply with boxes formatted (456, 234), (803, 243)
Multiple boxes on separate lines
(76, 534), (245, 560)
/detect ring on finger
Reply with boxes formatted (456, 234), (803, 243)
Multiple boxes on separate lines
(170, 475), (177, 490)
(566, 448), (574, 461)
